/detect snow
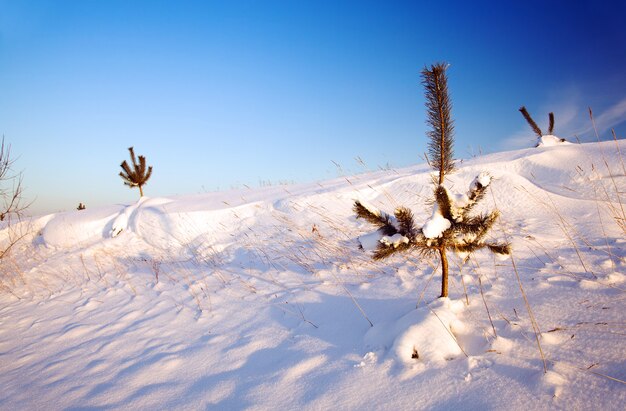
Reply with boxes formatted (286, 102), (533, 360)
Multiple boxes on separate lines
(471, 171), (492, 190)
(390, 299), (465, 369)
(452, 192), (470, 208)
(422, 206), (451, 239)
(380, 233), (409, 248)
(1, 140), (626, 410)
(358, 230), (385, 251)
(537, 135), (570, 147)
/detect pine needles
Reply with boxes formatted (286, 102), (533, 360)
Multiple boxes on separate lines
(548, 112), (555, 135)
(422, 63), (455, 185)
(519, 106), (543, 138)
(353, 201), (396, 236)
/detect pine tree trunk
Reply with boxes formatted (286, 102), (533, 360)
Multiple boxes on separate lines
(439, 247), (449, 297)
(139, 185), (144, 197)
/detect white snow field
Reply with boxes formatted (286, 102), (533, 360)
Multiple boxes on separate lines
(1, 140), (625, 410)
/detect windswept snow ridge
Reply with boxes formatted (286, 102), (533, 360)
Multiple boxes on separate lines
(0, 141), (625, 410)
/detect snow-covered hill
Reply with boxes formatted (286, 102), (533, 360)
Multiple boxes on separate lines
(1, 141), (625, 410)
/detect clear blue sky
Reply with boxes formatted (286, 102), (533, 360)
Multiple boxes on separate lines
(1, 0), (625, 215)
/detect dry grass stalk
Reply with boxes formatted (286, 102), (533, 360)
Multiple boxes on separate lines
(589, 108), (626, 234)
(489, 188), (547, 372)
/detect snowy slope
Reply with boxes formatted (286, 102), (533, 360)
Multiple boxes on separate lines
(1, 141), (625, 410)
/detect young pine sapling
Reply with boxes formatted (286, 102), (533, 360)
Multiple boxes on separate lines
(354, 63), (510, 298)
(119, 147), (153, 198)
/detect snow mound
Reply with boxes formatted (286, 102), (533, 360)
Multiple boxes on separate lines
(391, 299), (465, 368)
(41, 197), (182, 249)
(365, 298), (467, 373)
(42, 205), (124, 248)
(109, 197), (173, 238)
(536, 135), (570, 147)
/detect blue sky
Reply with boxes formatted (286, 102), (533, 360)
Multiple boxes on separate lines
(1, 0), (625, 215)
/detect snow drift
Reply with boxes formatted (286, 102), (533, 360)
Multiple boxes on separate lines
(0, 141), (625, 410)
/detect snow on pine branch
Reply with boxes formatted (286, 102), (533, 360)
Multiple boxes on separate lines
(355, 171), (509, 261)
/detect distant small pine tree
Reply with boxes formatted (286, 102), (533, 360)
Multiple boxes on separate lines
(354, 63), (510, 298)
(119, 147), (153, 198)
(519, 106), (564, 146)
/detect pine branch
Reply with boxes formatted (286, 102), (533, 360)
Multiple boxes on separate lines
(519, 106), (543, 138)
(354, 200), (396, 233)
(373, 242), (410, 260)
(120, 161), (132, 178)
(461, 184), (488, 218)
(422, 63), (455, 184)
(128, 147), (138, 169)
(486, 242), (511, 255)
(548, 112), (555, 135)
(394, 207), (418, 239)
(138, 155), (146, 177)
(472, 210), (500, 244)
(144, 165), (153, 183)
(452, 241), (510, 256)
(435, 186), (453, 221)
(372, 240), (432, 260)
(451, 242), (484, 254)
(467, 174), (490, 201)
(119, 172), (136, 187)
(454, 214), (492, 236)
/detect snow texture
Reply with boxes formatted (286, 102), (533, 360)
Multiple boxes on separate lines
(422, 205), (451, 239)
(1, 140), (625, 410)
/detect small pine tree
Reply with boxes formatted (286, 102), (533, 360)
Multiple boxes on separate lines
(119, 147), (153, 198)
(354, 63), (510, 298)
(519, 106), (564, 146)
